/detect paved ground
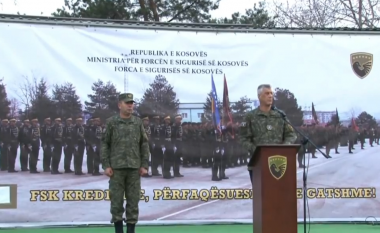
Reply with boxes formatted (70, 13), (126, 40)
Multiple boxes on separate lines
(0, 143), (379, 223)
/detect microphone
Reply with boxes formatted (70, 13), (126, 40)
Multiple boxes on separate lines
(271, 105), (286, 118)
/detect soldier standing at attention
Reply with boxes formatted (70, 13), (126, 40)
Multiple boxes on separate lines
(51, 118), (64, 174)
(73, 118), (85, 175)
(172, 115), (184, 177)
(19, 119), (31, 171)
(91, 117), (103, 176)
(348, 126), (356, 154)
(151, 116), (163, 176)
(28, 119), (41, 173)
(101, 93), (149, 233)
(41, 118), (53, 172)
(0, 119), (9, 171)
(211, 127), (223, 181)
(239, 84), (297, 182)
(8, 119), (19, 172)
(162, 116), (174, 179)
(84, 118), (94, 174)
(141, 116), (152, 178)
(63, 118), (74, 173)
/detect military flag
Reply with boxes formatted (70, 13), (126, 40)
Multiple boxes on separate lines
(222, 74), (233, 126)
(311, 102), (319, 124)
(351, 117), (359, 131)
(211, 75), (221, 132)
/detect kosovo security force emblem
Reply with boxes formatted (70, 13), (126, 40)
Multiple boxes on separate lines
(268, 155), (287, 180)
(350, 52), (373, 79)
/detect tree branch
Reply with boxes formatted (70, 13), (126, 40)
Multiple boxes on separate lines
(168, 0), (200, 22)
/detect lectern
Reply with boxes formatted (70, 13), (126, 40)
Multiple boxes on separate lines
(249, 144), (300, 233)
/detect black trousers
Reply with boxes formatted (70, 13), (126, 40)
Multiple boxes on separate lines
(249, 170), (252, 183)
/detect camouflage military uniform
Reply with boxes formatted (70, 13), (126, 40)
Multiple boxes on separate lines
(141, 116), (152, 178)
(63, 118), (74, 173)
(239, 107), (297, 181)
(73, 118), (85, 175)
(172, 115), (184, 177)
(28, 119), (41, 173)
(51, 118), (64, 174)
(41, 118), (53, 172)
(151, 116), (163, 176)
(0, 119), (9, 171)
(100, 114), (149, 226)
(8, 119), (19, 172)
(19, 119), (31, 171)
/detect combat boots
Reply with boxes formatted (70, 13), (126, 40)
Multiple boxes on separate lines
(114, 221), (123, 233)
(126, 223), (135, 233)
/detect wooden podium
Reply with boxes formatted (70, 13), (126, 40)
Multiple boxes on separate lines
(249, 144), (300, 233)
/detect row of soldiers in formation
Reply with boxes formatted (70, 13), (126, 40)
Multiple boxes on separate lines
(295, 124), (380, 167)
(1, 115), (379, 180)
(0, 117), (104, 175)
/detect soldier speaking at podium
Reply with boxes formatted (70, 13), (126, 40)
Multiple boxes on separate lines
(239, 84), (297, 181)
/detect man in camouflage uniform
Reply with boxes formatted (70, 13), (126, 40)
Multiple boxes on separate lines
(211, 127), (223, 181)
(73, 117), (85, 175)
(348, 126), (356, 154)
(101, 93), (149, 233)
(51, 118), (64, 174)
(141, 116), (152, 178)
(151, 115), (163, 176)
(203, 123), (213, 168)
(239, 84), (297, 182)
(172, 115), (184, 177)
(369, 128), (375, 147)
(181, 122), (191, 167)
(41, 117), (53, 172)
(324, 125), (336, 157)
(28, 118), (41, 173)
(358, 128), (365, 149)
(84, 118), (94, 173)
(7, 119), (19, 172)
(162, 116), (174, 179)
(63, 118), (74, 173)
(91, 117), (103, 176)
(0, 119), (9, 171)
(19, 119), (31, 171)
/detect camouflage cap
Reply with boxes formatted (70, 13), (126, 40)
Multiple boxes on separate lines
(164, 116), (170, 120)
(175, 114), (182, 119)
(119, 93), (135, 103)
(24, 119), (30, 122)
(55, 118), (61, 121)
(44, 117), (51, 121)
(142, 116), (149, 121)
(66, 118), (72, 121)
(31, 119), (38, 122)
(1, 119), (8, 122)
(76, 117), (83, 121)
(9, 119), (16, 122)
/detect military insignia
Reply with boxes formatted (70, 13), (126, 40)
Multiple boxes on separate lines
(127, 94), (132, 98)
(240, 122), (247, 127)
(268, 155), (287, 180)
(350, 52), (373, 79)
(266, 125), (273, 130)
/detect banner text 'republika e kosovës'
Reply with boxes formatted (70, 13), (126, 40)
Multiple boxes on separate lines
(0, 22), (379, 223)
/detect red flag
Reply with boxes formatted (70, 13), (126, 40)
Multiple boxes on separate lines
(351, 118), (359, 131)
(222, 74), (233, 126)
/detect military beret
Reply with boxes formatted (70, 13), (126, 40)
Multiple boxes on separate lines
(66, 118), (72, 121)
(164, 116), (170, 120)
(119, 93), (135, 102)
(44, 117), (51, 121)
(175, 115), (182, 119)
(31, 119), (38, 122)
(76, 118), (83, 121)
(153, 116), (160, 119)
(9, 119), (16, 122)
(142, 117), (149, 121)
(24, 119), (30, 122)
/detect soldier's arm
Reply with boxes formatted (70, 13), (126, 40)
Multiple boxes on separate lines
(139, 122), (149, 169)
(239, 113), (256, 154)
(283, 117), (297, 144)
(100, 120), (112, 170)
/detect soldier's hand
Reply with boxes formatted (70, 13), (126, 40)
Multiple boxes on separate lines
(105, 167), (113, 177)
(139, 167), (148, 176)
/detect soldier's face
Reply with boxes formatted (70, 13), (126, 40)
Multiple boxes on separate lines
(10, 121), (15, 126)
(259, 88), (273, 106)
(175, 119), (181, 124)
(67, 120), (72, 125)
(76, 120), (82, 125)
(165, 119), (170, 124)
(119, 101), (134, 115)
(45, 120), (51, 125)
(143, 120), (149, 126)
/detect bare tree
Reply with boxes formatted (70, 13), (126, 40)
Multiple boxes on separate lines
(8, 97), (19, 118)
(273, 0), (380, 28)
(14, 75), (41, 107)
(349, 106), (362, 118)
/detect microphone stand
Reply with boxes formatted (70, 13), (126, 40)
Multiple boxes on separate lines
(275, 109), (330, 233)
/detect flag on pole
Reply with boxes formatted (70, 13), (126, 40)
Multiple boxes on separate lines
(222, 74), (233, 126)
(211, 75), (221, 132)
